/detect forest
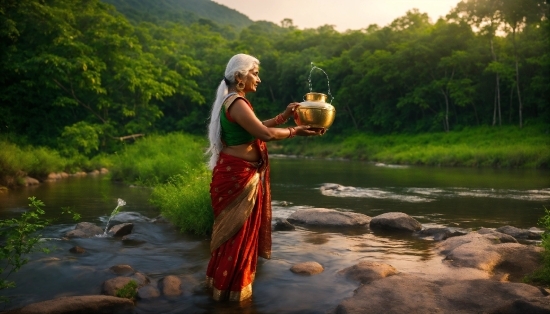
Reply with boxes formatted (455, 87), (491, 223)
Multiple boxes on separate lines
(0, 0), (548, 156)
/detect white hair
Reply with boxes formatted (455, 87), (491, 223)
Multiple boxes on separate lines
(206, 53), (260, 170)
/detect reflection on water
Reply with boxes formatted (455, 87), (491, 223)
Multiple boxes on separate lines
(0, 159), (549, 313)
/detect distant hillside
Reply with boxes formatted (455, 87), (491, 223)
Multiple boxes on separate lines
(101, 0), (253, 29)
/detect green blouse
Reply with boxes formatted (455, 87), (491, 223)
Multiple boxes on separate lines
(220, 93), (256, 146)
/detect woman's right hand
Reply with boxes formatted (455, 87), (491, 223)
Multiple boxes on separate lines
(294, 125), (325, 136)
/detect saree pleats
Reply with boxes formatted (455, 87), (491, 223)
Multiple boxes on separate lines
(206, 140), (271, 301)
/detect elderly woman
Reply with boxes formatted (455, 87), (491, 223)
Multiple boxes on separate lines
(205, 53), (323, 301)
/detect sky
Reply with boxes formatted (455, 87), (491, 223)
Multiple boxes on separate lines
(213, 0), (463, 32)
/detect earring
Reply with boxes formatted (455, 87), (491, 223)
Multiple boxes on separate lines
(237, 81), (245, 91)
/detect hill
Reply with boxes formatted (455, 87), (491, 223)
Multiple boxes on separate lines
(101, 0), (253, 29)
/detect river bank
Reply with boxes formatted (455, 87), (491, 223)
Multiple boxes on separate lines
(268, 124), (550, 169)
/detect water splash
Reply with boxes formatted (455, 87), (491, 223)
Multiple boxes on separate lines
(308, 62), (334, 104)
(103, 198), (126, 235)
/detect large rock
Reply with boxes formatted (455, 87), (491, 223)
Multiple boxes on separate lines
(23, 176), (39, 186)
(370, 212), (422, 232)
(437, 231), (542, 281)
(65, 222), (104, 238)
(158, 275), (182, 297)
(110, 265), (135, 276)
(9, 295), (133, 314)
(287, 208), (371, 227)
(335, 273), (548, 314)
(290, 261), (324, 275)
(108, 223), (134, 237)
(338, 261), (398, 284)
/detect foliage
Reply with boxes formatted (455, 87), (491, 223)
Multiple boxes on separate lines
(0, 197), (80, 302)
(1, 0), (548, 155)
(109, 133), (208, 185)
(524, 207), (550, 286)
(150, 171), (213, 236)
(115, 280), (138, 300)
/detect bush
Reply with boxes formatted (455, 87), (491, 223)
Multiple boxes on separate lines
(525, 206), (550, 286)
(150, 170), (213, 236)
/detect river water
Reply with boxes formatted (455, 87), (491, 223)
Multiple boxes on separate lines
(0, 157), (549, 313)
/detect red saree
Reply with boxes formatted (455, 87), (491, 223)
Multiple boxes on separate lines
(206, 140), (271, 301)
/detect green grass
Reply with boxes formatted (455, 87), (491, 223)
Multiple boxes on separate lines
(108, 132), (214, 235)
(109, 133), (208, 186)
(269, 124), (550, 168)
(524, 207), (550, 286)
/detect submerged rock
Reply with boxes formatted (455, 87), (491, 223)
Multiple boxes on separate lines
(290, 261), (324, 275)
(288, 208), (371, 227)
(159, 275), (182, 297)
(274, 218), (295, 231)
(415, 227), (469, 241)
(69, 246), (86, 254)
(338, 261), (398, 284)
(110, 265), (135, 276)
(137, 285), (160, 300)
(370, 212), (422, 232)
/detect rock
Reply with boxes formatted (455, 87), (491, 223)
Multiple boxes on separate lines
(274, 218), (295, 231)
(111, 212), (150, 224)
(338, 261), (398, 284)
(131, 272), (150, 287)
(497, 225), (542, 240)
(108, 223), (134, 237)
(59, 172), (69, 178)
(8, 295), (133, 314)
(137, 285), (160, 300)
(65, 222), (103, 238)
(476, 228), (518, 243)
(100, 168), (109, 174)
(151, 215), (170, 224)
(370, 212), (422, 232)
(437, 231), (542, 280)
(88, 170), (100, 175)
(287, 208), (371, 227)
(46, 173), (61, 181)
(69, 246), (85, 254)
(290, 261), (324, 275)
(415, 227), (469, 241)
(121, 234), (147, 245)
(335, 273), (547, 314)
(110, 265), (135, 276)
(102, 277), (135, 296)
(159, 275), (182, 297)
(23, 176), (39, 186)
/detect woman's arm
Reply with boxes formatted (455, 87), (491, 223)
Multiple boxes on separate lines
(228, 99), (321, 141)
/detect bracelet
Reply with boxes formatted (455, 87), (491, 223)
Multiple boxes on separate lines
(274, 113), (287, 125)
(287, 127), (296, 139)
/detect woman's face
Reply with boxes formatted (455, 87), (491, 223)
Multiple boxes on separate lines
(241, 64), (261, 93)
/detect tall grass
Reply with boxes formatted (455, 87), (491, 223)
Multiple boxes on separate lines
(0, 141), (67, 180)
(109, 133), (213, 235)
(109, 133), (208, 185)
(269, 124), (550, 168)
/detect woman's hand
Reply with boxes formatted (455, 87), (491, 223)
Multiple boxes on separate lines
(294, 125), (325, 136)
(282, 102), (300, 120)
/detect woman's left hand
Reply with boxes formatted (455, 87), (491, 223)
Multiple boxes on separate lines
(282, 102), (300, 120)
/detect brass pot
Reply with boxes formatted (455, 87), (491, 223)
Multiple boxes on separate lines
(294, 92), (336, 129)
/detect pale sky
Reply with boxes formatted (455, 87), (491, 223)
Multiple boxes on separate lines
(213, 0), (462, 32)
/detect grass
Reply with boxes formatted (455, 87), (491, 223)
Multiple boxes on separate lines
(109, 133), (208, 186)
(524, 207), (550, 286)
(109, 132), (214, 235)
(269, 124), (550, 168)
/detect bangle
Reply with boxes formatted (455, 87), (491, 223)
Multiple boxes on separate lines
(274, 113), (287, 125)
(287, 127), (296, 138)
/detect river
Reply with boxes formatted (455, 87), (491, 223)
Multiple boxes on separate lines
(0, 157), (549, 313)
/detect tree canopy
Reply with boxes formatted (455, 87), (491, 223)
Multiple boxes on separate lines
(0, 0), (548, 155)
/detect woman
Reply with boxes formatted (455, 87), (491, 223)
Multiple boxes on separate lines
(205, 54), (323, 302)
